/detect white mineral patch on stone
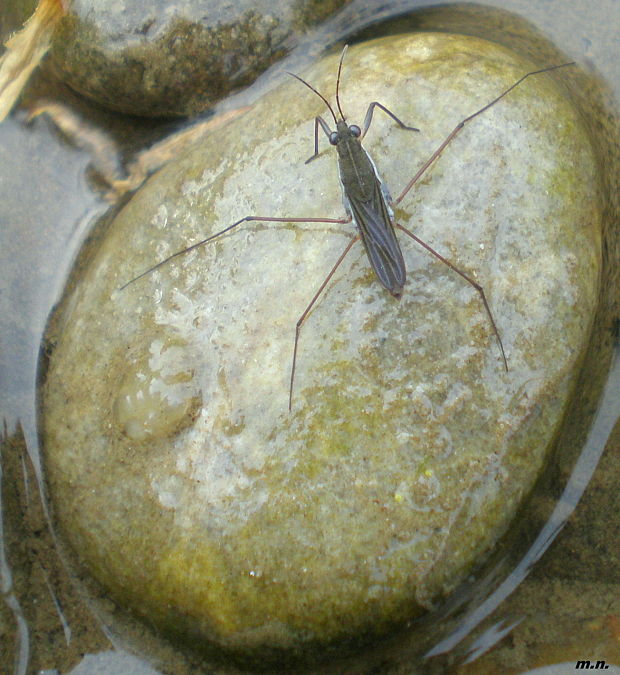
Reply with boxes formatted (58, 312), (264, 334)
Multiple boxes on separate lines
(113, 336), (201, 441)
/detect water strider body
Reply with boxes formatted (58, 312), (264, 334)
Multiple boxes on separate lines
(327, 117), (407, 297)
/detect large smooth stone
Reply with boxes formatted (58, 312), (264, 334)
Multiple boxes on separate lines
(41, 33), (601, 664)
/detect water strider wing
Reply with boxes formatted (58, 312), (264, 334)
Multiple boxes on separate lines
(347, 178), (406, 297)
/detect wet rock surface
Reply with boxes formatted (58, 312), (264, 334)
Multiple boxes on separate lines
(41, 33), (601, 665)
(49, 0), (350, 117)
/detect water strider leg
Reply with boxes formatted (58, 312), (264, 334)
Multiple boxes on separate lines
(395, 223), (508, 370)
(304, 115), (334, 164)
(385, 63), (574, 366)
(289, 234), (359, 411)
(393, 63), (574, 205)
(360, 101), (420, 139)
(119, 214), (350, 290)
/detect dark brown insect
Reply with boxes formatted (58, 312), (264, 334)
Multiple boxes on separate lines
(123, 46), (574, 410)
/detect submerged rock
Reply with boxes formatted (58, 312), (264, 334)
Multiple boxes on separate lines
(49, 0), (350, 117)
(41, 33), (601, 665)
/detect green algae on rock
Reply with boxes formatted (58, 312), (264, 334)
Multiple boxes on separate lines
(49, 0), (350, 117)
(41, 33), (601, 665)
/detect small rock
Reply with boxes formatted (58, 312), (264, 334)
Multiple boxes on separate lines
(49, 0), (351, 117)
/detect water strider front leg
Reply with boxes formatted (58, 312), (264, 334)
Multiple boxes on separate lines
(359, 101), (420, 139)
(305, 115), (335, 164)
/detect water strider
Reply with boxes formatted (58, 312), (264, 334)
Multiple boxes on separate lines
(122, 45), (574, 411)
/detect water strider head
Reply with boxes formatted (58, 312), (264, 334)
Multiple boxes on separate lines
(288, 44), (362, 148)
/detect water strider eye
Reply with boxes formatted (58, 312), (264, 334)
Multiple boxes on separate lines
(349, 124), (361, 137)
(329, 131), (339, 145)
